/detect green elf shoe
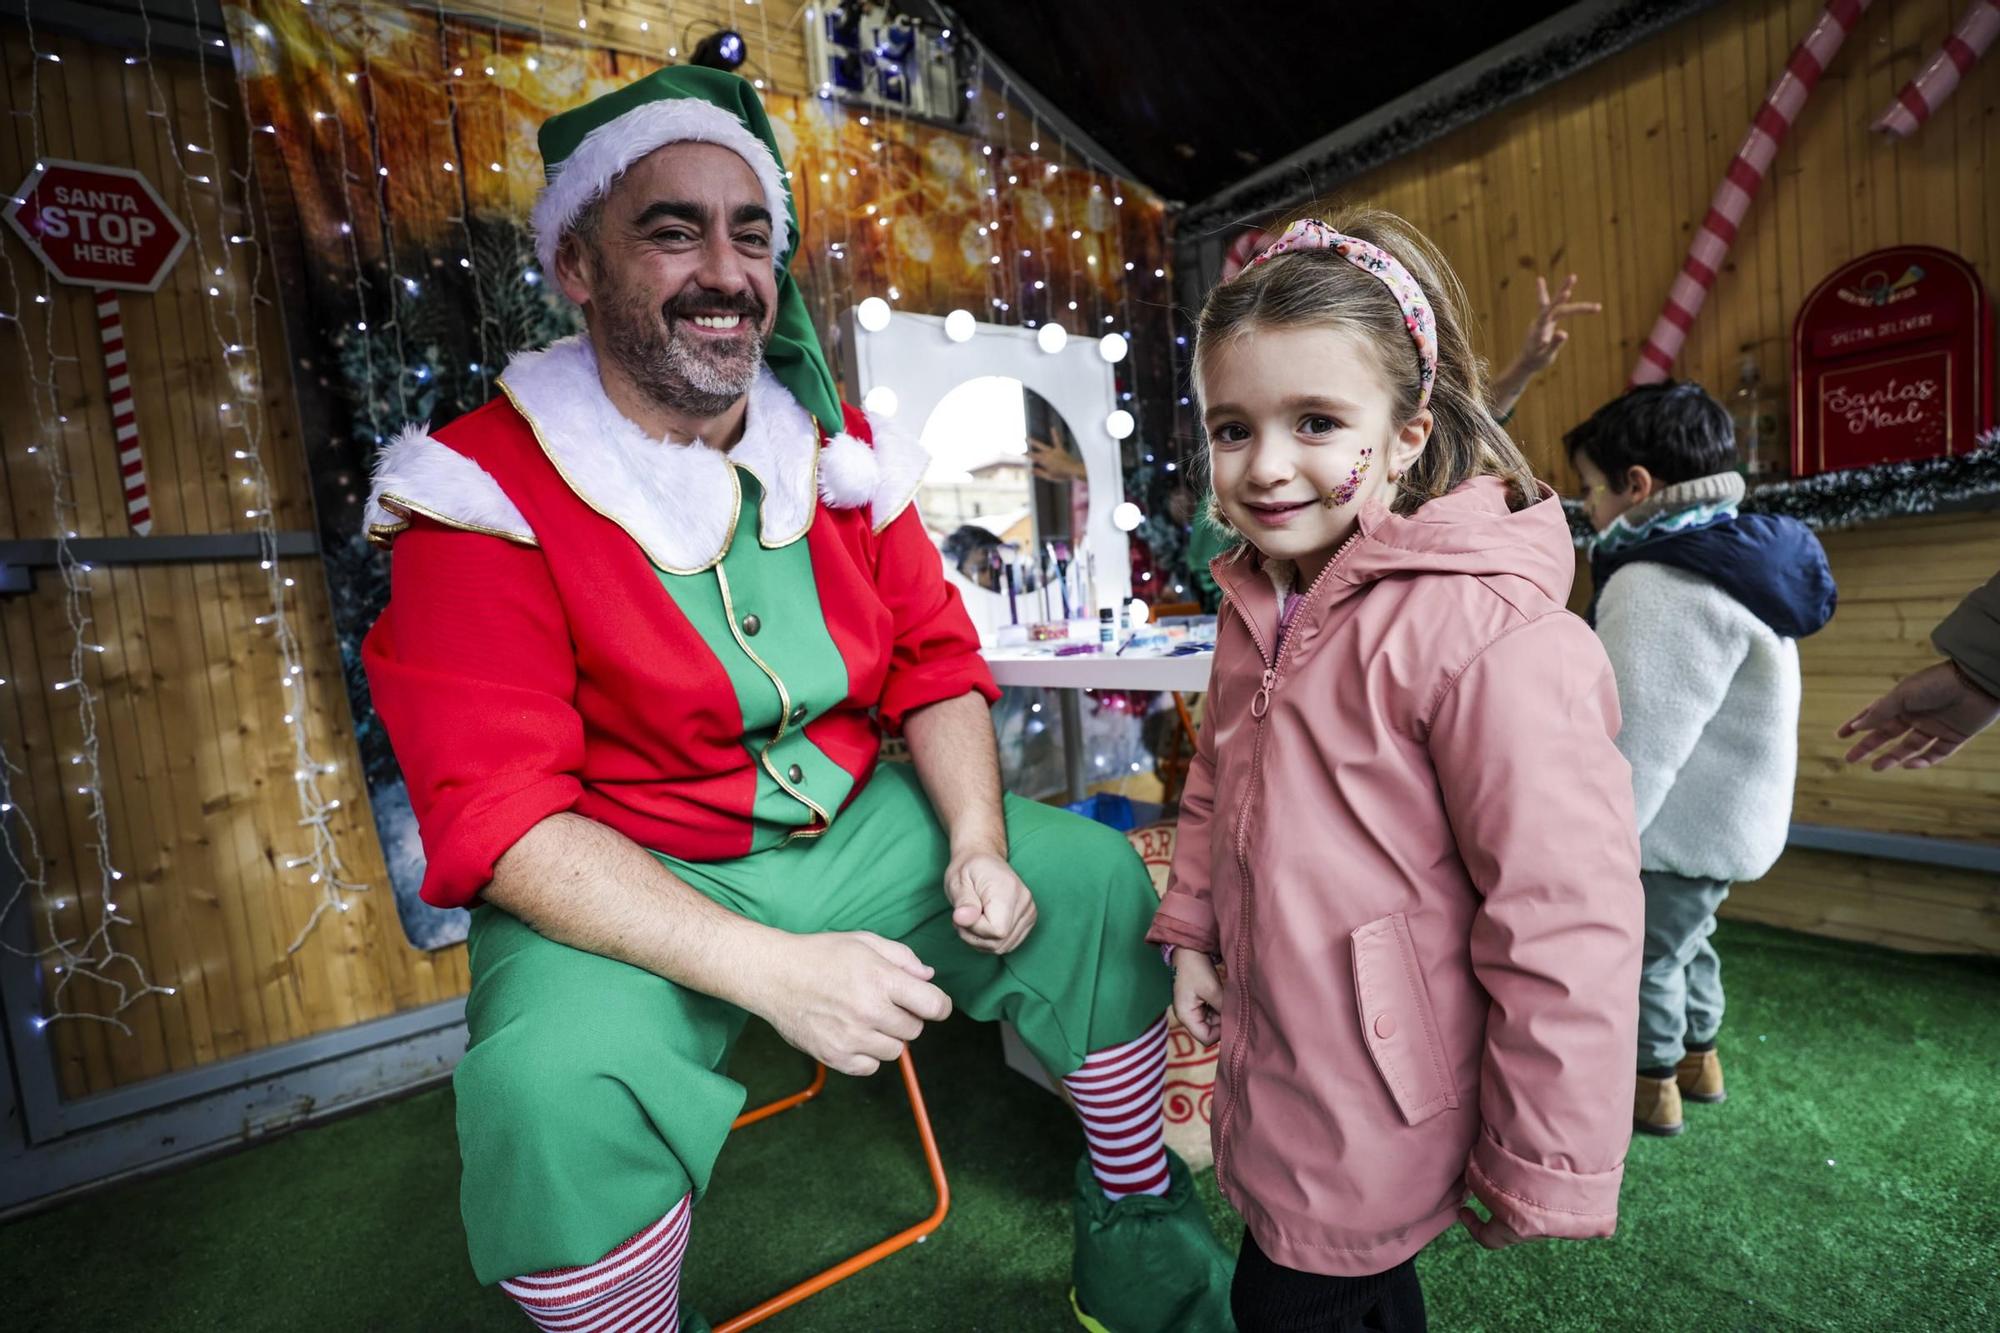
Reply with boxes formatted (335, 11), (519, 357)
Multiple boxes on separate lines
(1070, 1151), (1235, 1332)
(678, 1308), (711, 1333)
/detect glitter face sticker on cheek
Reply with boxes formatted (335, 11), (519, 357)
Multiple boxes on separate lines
(1323, 448), (1373, 508)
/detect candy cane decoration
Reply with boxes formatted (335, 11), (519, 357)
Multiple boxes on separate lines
(1630, 0), (1873, 385)
(95, 289), (153, 535)
(1219, 227), (1272, 282)
(1872, 0), (2000, 138)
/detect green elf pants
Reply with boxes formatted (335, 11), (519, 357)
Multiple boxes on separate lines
(453, 760), (1170, 1285)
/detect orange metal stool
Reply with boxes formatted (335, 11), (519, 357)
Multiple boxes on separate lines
(713, 1050), (950, 1333)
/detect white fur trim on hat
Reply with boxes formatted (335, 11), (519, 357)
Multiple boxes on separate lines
(531, 98), (791, 278)
(365, 424), (536, 547)
(816, 411), (932, 533)
(817, 433), (879, 510)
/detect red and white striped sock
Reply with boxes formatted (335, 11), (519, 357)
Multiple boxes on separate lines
(1064, 1014), (1172, 1200)
(499, 1194), (692, 1333)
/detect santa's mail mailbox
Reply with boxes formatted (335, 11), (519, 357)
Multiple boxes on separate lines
(1791, 245), (1992, 477)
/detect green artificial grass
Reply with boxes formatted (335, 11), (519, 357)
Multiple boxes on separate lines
(5, 920), (1996, 1331)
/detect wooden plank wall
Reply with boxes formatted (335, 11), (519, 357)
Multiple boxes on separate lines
(1320, 0), (1998, 953)
(0, 28), (466, 1101)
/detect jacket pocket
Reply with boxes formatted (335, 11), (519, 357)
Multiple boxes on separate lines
(1350, 913), (1459, 1126)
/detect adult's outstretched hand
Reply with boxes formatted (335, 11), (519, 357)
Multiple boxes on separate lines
(1839, 661), (2000, 770)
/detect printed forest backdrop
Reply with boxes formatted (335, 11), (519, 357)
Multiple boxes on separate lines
(228, 1), (1184, 945)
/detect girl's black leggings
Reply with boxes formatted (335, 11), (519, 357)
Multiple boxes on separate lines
(1230, 1228), (1428, 1333)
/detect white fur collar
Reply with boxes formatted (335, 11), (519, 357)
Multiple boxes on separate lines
(497, 335), (928, 571)
(365, 424), (536, 547)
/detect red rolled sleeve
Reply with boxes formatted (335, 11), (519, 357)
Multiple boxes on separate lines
(871, 504), (1000, 733)
(361, 521), (585, 909)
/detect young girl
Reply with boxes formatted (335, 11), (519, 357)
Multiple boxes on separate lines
(1149, 210), (1644, 1331)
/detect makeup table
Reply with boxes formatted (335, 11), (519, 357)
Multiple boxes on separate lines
(981, 647), (1216, 801)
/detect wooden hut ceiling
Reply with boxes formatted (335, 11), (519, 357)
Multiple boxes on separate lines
(947, 0), (1578, 205)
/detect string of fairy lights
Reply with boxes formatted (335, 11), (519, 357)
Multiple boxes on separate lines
(0, 6), (176, 1034)
(138, 0), (372, 954)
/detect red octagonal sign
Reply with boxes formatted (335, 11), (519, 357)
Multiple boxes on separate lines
(5, 158), (189, 293)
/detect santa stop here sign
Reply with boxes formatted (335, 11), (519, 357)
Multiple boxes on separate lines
(4, 158), (189, 292)
(4, 159), (188, 536)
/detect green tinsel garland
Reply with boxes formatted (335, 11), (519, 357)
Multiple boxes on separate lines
(1565, 428), (2000, 546)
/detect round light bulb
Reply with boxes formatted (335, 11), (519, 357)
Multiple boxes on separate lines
(1105, 409), (1135, 439)
(1098, 332), (1129, 363)
(1036, 322), (1069, 355)
(944, 308), (976, 342)
(863, 385), (900, 418)
(1112, 501), (1144, 532)
(856, 297), (893, 332)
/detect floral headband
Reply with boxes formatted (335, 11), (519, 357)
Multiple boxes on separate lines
(1240, 218), (1438, 413)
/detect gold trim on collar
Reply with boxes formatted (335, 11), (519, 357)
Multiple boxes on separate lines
(871, 471), (924, 536)
(369, 495), (540, 548)
(499, 378), (740, 576)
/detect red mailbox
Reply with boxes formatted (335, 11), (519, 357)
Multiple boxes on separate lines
(1791, 245), (1993, 477)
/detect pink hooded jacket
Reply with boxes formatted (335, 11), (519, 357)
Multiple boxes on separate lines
(1148, 477), (1644, 1277)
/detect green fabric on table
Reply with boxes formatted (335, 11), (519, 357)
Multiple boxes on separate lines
(454, 761), (1170, 1284)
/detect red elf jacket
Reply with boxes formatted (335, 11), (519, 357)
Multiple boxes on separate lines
(360, 336), (998, 909)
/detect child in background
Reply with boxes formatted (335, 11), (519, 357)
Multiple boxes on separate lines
(1149, 211), (1644, 1332)
(1567, 383), (1836, 1138)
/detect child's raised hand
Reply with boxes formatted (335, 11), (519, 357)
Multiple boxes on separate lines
(1170, 948), (1224, 1046)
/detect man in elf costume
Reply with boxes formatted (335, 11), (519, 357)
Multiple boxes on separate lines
(360, 67), (1231, 1332)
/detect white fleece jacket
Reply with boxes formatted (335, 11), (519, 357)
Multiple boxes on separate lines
(1595, 561), (1801, 882)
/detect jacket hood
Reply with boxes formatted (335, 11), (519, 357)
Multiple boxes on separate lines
(1214, 477), (1576, 614)
(1592, 513), (1837, 639)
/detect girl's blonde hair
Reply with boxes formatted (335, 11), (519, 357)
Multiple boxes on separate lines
(1195, 206), (1539, 520)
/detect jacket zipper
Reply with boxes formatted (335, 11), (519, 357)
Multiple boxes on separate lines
(1211, 533), (1366, 1194)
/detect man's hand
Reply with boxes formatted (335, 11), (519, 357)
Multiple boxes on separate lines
(1458, 1201), (1530, 1250)
(1170, 948), (1224, 1047)
(751, 932), (953, 1076)
(1839, 660), (2000, 770)
(945, 851), (1038, 954)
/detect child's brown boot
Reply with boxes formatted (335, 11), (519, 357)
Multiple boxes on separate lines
(1634, 1073), (1683, 1137)
(1676, 1048), (1726, 1103)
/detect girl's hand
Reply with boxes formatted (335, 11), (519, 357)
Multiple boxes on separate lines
(1457, 1202), (1529, 1250)
(1170, 948), (1224, 1046)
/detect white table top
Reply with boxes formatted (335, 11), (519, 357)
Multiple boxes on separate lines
(981, 647), (1215, 693)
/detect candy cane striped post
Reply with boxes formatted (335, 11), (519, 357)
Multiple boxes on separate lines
(1219, 227), (1272, 283)
(1629, 0), (1873, 386)
(1872, 0), (2000, 139)
(95, 288), (152, 536)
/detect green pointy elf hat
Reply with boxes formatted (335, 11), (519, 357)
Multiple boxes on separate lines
(530, 65), (842, 429)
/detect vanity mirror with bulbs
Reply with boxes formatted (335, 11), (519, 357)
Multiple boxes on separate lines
(840, 303), (1211, 808)
(837, 303), (1138, 647)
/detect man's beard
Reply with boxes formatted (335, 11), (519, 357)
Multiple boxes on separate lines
(598, 284), (769, 422)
